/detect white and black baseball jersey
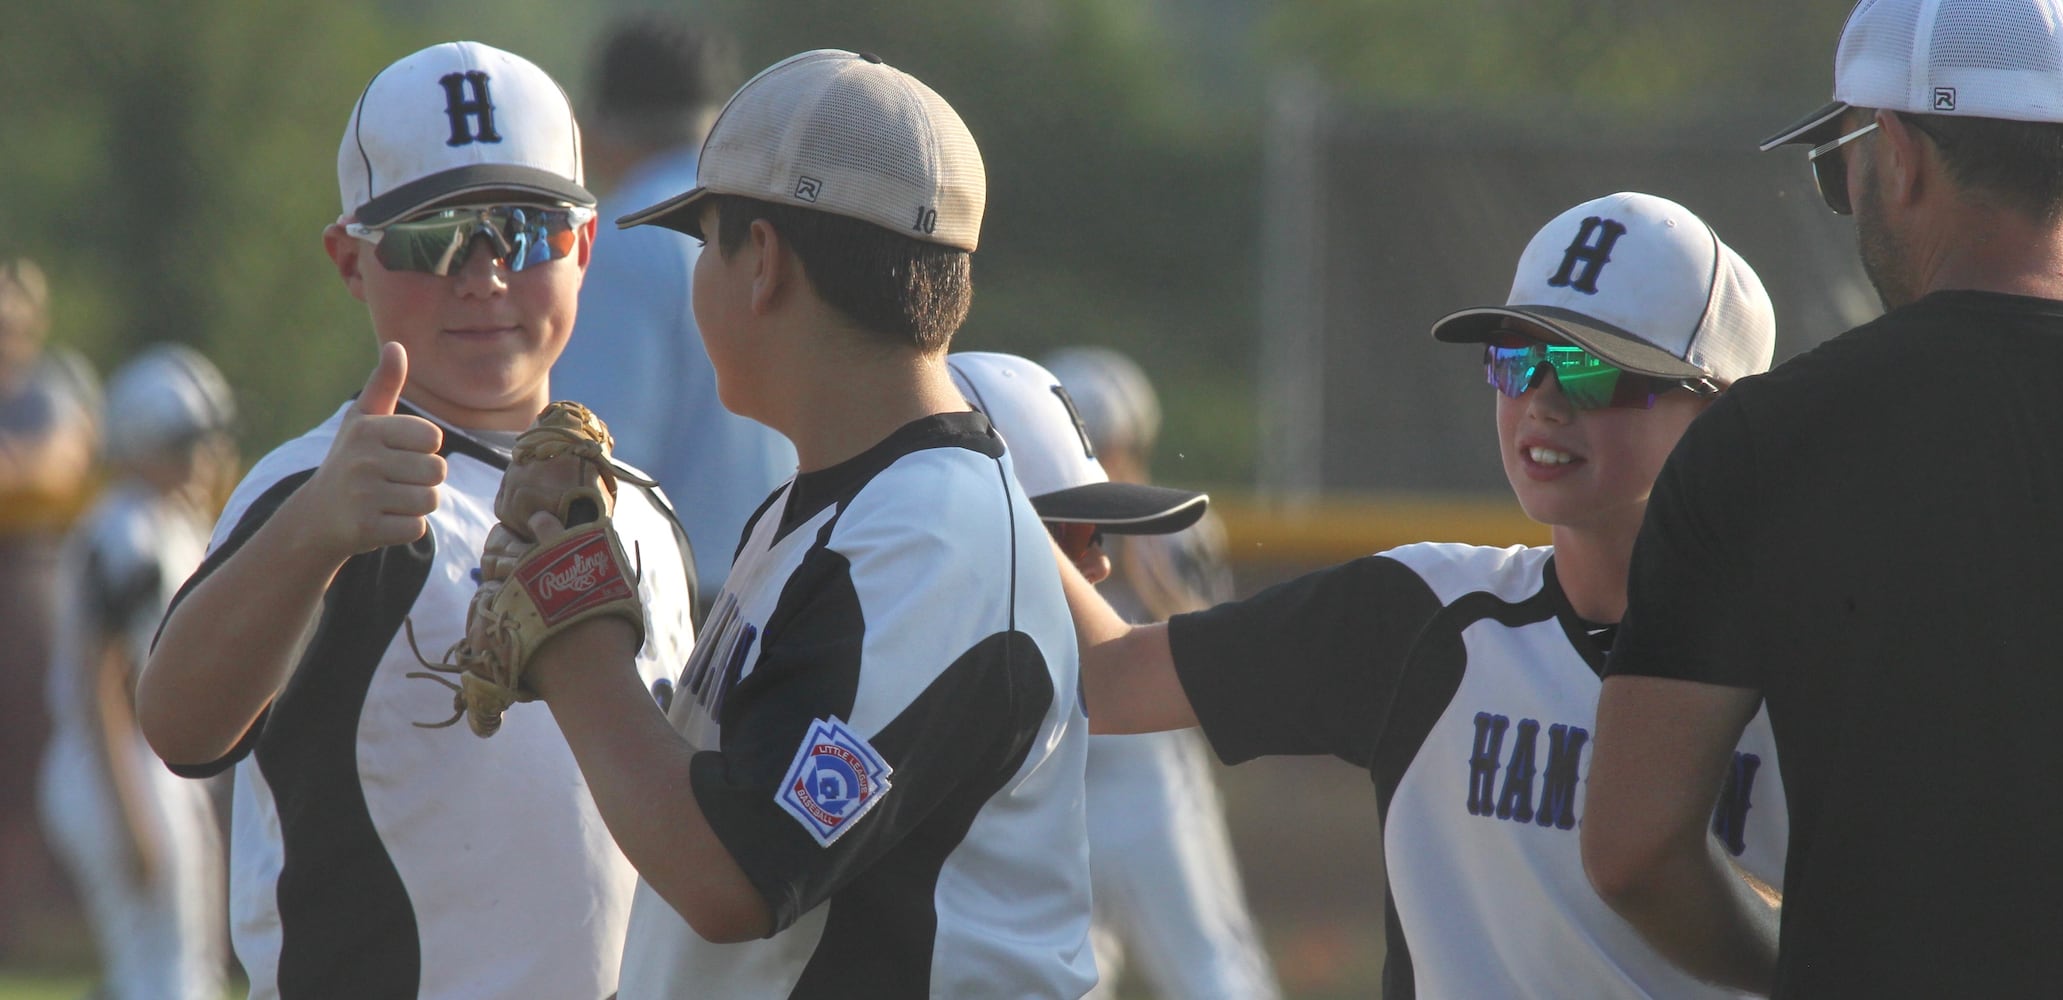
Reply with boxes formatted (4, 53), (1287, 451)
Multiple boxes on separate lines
(165, 400), (696, 1000)
(616, 411), (1095, 1000)
(1168, 542), (1788, 999)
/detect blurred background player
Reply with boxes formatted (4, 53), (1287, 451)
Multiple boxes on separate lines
(39, 344), (235, 1000)
(0, 256), (100, 959)
(1063, 193), (1789, 998)
(556, 11), (796, 611)
(1036, 346), (1281, 1000)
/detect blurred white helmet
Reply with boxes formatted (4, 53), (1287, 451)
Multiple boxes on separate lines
(1039, 347), (1160, 458)
(104, 344), (235, 462)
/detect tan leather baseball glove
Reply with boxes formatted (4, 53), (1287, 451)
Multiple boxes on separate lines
(410, 401), (654, 736)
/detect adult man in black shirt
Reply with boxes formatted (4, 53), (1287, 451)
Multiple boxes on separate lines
(1582, 1), (2063, 996)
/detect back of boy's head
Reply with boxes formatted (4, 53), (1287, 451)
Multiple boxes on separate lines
(338, 41), (595, 228)
(619, 49), (985, 353)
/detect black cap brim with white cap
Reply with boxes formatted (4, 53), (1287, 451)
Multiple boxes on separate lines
(617, 49), (987, 252)
(339, 41), (594, 228)
(1430, 191), (1776, 390)
(1758, 99), (1850, 151)
(945, 352), (1208, 536)
(1763, 0), (2063, 152)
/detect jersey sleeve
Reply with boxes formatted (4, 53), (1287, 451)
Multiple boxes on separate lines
(1609, 394), (1764, 690)
(688, 503), (1055, 933)
(1167, 554), (1443, 768)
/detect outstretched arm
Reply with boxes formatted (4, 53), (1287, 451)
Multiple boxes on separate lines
(1582, 674), (1779, 994)
(1052, 538), (1198, 735)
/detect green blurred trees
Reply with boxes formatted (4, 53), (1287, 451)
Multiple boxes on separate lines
(4, 2), (397, 441)
(0, 0), (1853, 486)
(1264, 0), (1850, 110)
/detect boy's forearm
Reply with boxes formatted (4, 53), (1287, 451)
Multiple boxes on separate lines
(137, 492), (347, 766)
(530, 622), (772, 943)
(1054, 543), (1198, 735)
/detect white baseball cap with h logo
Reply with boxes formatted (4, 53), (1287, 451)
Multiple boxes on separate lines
(1431, 192), (1775, 388)
(338, 41), (593, 228)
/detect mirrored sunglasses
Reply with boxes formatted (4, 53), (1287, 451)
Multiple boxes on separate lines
(346, 204), (592, 276)
(1484, 339), (1688, 411)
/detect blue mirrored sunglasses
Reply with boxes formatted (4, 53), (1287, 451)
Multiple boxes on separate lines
(347, 204), (591, 276)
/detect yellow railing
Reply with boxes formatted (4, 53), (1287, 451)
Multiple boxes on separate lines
(1212, 491), (1549, 567)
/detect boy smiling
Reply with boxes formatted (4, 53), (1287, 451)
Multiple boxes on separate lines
(136, 42), (696, 999)
(1065, 192), (1790, 998)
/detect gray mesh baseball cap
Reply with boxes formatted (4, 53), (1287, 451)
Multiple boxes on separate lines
(1762, 0), (2063, 150)
(617, 49), (987, 251)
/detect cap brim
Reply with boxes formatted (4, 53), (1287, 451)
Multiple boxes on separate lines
(1431, 305), (1710, 381)
(1032, 483), (1208, 535)
(356, 165), (595, 227)
(617, 186), (711, 236)
(1758, 100), (1849, 151)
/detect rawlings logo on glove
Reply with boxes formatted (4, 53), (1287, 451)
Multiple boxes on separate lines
(407, 401), (652, 737)
(522, 536), (634, 620)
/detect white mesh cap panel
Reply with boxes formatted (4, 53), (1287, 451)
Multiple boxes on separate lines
(1689, 237), (1779, 386)
(692, 50), (985, 250)
(1836, 0), (2063, 122)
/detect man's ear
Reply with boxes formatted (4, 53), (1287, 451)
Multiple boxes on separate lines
(1874, 110), (1929, 208)
(322, 224), (369, 303)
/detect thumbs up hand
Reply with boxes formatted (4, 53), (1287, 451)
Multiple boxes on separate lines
(295, 342), (448, 561)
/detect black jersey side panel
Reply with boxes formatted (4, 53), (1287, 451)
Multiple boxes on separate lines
(692, 535), (1055, 935)
(692, 526), (865, 926)
(788, 630), (1054, 999)
(261, 532), (435, 998)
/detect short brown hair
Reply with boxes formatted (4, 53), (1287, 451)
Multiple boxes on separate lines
(713, 195), (972, 352)
(1903, 112), (2063, 222)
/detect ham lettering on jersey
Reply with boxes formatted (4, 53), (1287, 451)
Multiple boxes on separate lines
(677, 591), (758, 718)
(1465, 711), (1764, 854)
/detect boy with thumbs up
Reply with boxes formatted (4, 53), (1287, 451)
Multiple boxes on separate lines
(135, 42), (697, 1000)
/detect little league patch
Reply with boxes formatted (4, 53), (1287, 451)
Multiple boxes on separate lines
(777, 717), (894, 847)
